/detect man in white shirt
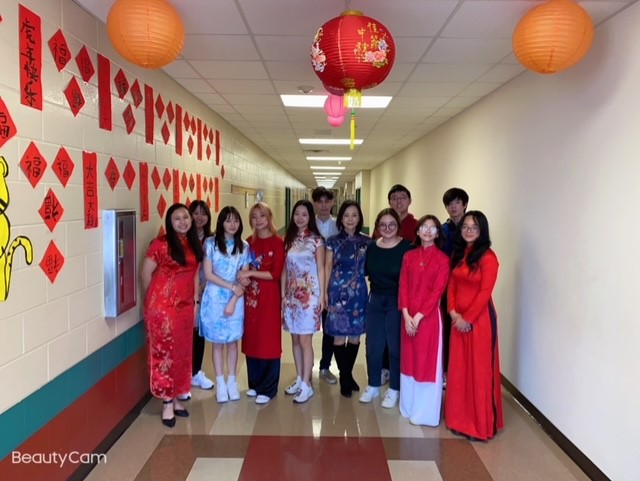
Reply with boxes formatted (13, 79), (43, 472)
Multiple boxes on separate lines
(312, 187), (339, 385)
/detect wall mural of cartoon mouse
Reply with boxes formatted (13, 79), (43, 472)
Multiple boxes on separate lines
(0, 156), (34, 302)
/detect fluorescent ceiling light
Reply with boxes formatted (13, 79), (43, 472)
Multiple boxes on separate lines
(306, 156), (352, 161)
(281, 95), (392, 108)
(300, 139), (363, 145)
(310, 166), (346, 170)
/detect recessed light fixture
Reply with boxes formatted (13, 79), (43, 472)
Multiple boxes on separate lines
(282, 95), (392, 108)
(306, 156), (352, 161)
(300, 139), (363, 145)
(310, 166), (346, 170)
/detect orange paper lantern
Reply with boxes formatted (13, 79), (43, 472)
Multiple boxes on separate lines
(512, 0), (594, 74)
(107, 0), (185, 69)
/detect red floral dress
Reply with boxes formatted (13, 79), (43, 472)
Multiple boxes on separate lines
(143, 236), (198, 399)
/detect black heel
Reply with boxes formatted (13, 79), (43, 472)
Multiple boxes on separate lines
(173, 399), (189, 417)
(162, 400), (176, 428)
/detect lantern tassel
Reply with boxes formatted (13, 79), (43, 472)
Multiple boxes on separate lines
(345, 88), (361, 108)
(350, 109), (356, 150)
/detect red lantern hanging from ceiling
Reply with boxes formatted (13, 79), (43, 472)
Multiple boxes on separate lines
(311, 9), (395, 147)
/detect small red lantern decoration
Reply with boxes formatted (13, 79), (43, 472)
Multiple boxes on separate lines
(327, 116), (345, 127)
(311, 10), (395, 147)
(324, 93), (347, 128)
(512, 0), (594, 74)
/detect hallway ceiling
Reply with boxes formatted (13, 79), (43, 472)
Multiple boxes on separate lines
(75, 0), (633, 188)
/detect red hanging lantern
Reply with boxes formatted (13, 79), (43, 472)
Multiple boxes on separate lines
(311, 10), (395, 147)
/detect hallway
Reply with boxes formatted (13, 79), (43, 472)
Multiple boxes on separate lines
(85, 335), (587, 481)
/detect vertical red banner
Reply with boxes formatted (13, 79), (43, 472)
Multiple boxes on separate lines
(214, 177), (220, 213)
(83, 152), (99, 229)
(139, 162), (149, 222)
(197, 118), (202, 161)
(145, 84), (154, 144)
(172, 169), (180, 204)
(175, 104), (183, 156)
(215, 130), (221, 165)
(98, 54), (112, 131)
(19, 5), (43, 110)
(196, 173), (202, 200)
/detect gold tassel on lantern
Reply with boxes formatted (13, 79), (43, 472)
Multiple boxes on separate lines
(350, 109), (356, 150)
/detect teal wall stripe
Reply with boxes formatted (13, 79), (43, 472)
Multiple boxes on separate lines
(0, 321), (146, 460)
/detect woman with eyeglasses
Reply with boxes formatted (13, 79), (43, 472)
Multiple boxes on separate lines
(445, 210), (503, 441)
(360, 208), (414, 408)
(398, 215), (449, 426)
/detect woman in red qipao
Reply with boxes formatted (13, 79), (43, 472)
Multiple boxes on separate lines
(398, 215), (450, 426)
(237, 202), (285, 405)
(445, 210), (503, 441)
(141, 203), (204, 428)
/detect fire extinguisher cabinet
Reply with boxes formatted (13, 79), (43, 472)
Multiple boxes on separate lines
(103, 209), (137, 318)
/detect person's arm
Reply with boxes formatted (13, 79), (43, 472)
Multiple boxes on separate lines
(324, 248), (333, 307)
(203, 257), (244, 297)
(140, 258), (157, 290)
(460, 251), (499, 324)
(316, 243), (326, 311)
(398, 251), (410, 311)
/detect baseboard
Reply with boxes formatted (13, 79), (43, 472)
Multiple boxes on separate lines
(501, 375), (610, 481)
(69, 391), (152, 481)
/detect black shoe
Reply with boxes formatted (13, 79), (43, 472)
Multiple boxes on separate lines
(340, 380), (352, 398)
(174, 409), (189, 417)
(351, 378), (360, 392)
(162, 400), (176, 427)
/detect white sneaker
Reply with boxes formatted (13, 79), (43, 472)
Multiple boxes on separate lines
(359, 386), (380, 403)
(381, 388), (399, 408)
(381, 369), (390, 385)
(246, 389), (257, 397)
(255, 395), (271, 405)
(191, 370), (214, 390)
(285, 377), (302, 395)
(177, 392), (191, 401)
(293, 383), (314, 403)
(227, 382), (241, 401)
(216, 383), (229, 403)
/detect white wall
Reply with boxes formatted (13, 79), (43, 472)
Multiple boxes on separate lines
(0, 0), (304, 415)
(369, 5), (640, 481)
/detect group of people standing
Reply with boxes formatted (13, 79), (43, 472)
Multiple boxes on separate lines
(141, 184), (504, 442)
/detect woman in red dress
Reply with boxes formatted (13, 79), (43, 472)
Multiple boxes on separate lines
(238, 202), (285, 404)
(141, 203), (204, 427)
(445, 210), (503, 441)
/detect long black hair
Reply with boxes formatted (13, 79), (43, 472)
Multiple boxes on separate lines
(189, 200), (213, 240)
(415, 214), (444, 250)
(284, 200), (321, 251)
(336, 200), (364, 234)
(450, 210), (491, 272)
(213, 206), (245, 255)
(165, 203), (204, 265)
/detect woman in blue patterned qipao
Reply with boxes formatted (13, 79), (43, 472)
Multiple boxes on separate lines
(324, 200), (371, 398)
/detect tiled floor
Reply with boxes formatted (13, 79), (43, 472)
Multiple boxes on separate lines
(85, 334), (589, 481)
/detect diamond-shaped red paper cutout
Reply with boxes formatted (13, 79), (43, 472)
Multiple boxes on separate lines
(188, 174), (195, 192)
(206, 196), (211, 209)
(181, 172), (188, 191)
(123, 104), (135, 134)
(75, 46), (95, 82)
(183, 112), (190, 131)
(105, 157), (120, 190)
(155, 94), (165, 118)
(203, 179), (208, 193)
(39, 188), (64, 232)
(209, 178), (214, 192)
(161, 122), (170, 144)
(190, 116), (196, 134)
(209, 129), (214, 143)
(221, 165), (226, 179)
(0, 98), (18, 149)
(157, 194), (167, 217)
(206, 144), (212, 160)
(163, 168), (172, 190)
(186, 196), (192, 206)
(203, 125), (209, 139)
(48, 29), (71, 71)
(114, 69), (129, 99)
(166, 102), (174, 123)
(20, 142), (47, 188)
(39, 240), (65, 283)
(123, 161), (136, 190)
(187, 136), (194, 154)
(130, 80), (143, 107)
(64, 77), (85, 116)
(158, 225), (166, 237)
(151, 166), (161, 190)
(52, 147), (74, 187)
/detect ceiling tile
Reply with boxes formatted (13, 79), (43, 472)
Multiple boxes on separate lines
(424, 38), (514, 64)
(410, 63), (492, 83)
(182, 35), (260, 60)
(191, 60), (269, 79)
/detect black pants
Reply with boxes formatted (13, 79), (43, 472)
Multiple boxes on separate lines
(365, 293), (401, 391)
(246, 357), (280, 399)
(319, 309), (334, 370)
(192, 328), (205, 376)
(440, 295), (451, 374)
